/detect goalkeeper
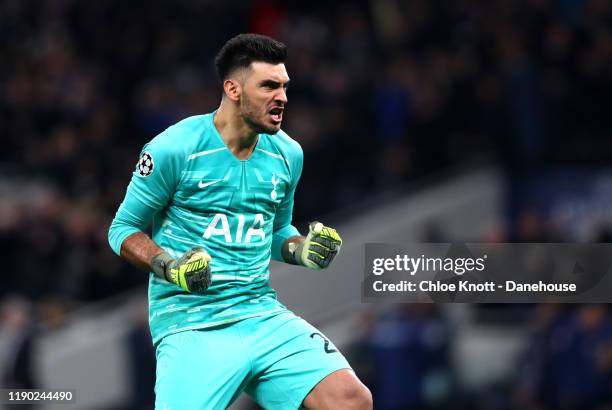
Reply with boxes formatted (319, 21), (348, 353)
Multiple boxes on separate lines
(108, 33), (372, 410)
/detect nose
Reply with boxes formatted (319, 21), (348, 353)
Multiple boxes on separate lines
(275, 88), (288, 105)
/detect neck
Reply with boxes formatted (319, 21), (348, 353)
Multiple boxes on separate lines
(213, 100), (259, 160)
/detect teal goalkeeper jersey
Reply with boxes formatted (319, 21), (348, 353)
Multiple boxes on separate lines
(108, 113), (303, 344)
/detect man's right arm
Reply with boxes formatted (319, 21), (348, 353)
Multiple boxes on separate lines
(120, 232), (165, 274)
(119, 232), (211, 293)
(108, 138), (180, 259)
(107, 187), (171, 281)
(108, 137), (179, 279)
(108, 139), (212, 293)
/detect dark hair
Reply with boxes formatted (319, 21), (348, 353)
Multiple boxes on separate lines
(214, 33), (287, 81)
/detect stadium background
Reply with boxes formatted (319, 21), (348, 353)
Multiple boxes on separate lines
(1, 0), (611, 409)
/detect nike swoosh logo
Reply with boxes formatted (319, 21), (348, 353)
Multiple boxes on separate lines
(198, 179), (222, 189)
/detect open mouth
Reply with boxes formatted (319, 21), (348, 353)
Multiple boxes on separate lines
(268, 107), (283, 123)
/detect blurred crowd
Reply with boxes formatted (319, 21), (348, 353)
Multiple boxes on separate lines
(1, 0), (612, 407)
(351, 304), (612, 410)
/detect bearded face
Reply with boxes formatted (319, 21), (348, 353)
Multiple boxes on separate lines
(237, 62), (289, 135)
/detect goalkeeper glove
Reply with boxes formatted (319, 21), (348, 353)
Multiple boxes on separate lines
(288, 221), (342, 270)
(151, 247), (212, 294)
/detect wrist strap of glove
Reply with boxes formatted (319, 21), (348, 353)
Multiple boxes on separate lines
(151, 252), (175, 282)
(287, 241), (299, 265)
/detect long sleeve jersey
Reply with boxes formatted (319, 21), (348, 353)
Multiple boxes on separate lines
(108, 113), (303, 344)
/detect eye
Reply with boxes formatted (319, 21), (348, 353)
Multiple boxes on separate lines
(261, 81), (278, 90)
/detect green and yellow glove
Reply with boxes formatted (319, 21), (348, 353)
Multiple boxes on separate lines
(151, 247), (212, 294)
(289, 221), (342, 270)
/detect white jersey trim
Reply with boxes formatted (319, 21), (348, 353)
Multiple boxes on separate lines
(161, 232), (202, 247)
(187, 147), (227, 161)
(256, 148), (290, 166)
(164, 309), (286, 332)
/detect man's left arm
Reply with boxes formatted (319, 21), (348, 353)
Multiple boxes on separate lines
(271, 150), (342, 270)
(270, 150), (303, 264)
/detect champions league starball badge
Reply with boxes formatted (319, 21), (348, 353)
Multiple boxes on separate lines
(138, 151), (154, 177)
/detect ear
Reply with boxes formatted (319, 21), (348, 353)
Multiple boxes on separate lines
(223, 79), (241, 102)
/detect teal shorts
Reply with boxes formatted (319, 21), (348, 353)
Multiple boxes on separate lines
(154, 311), (352, 409)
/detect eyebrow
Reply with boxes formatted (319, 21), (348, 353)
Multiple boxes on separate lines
(260, 79), (290, 89)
